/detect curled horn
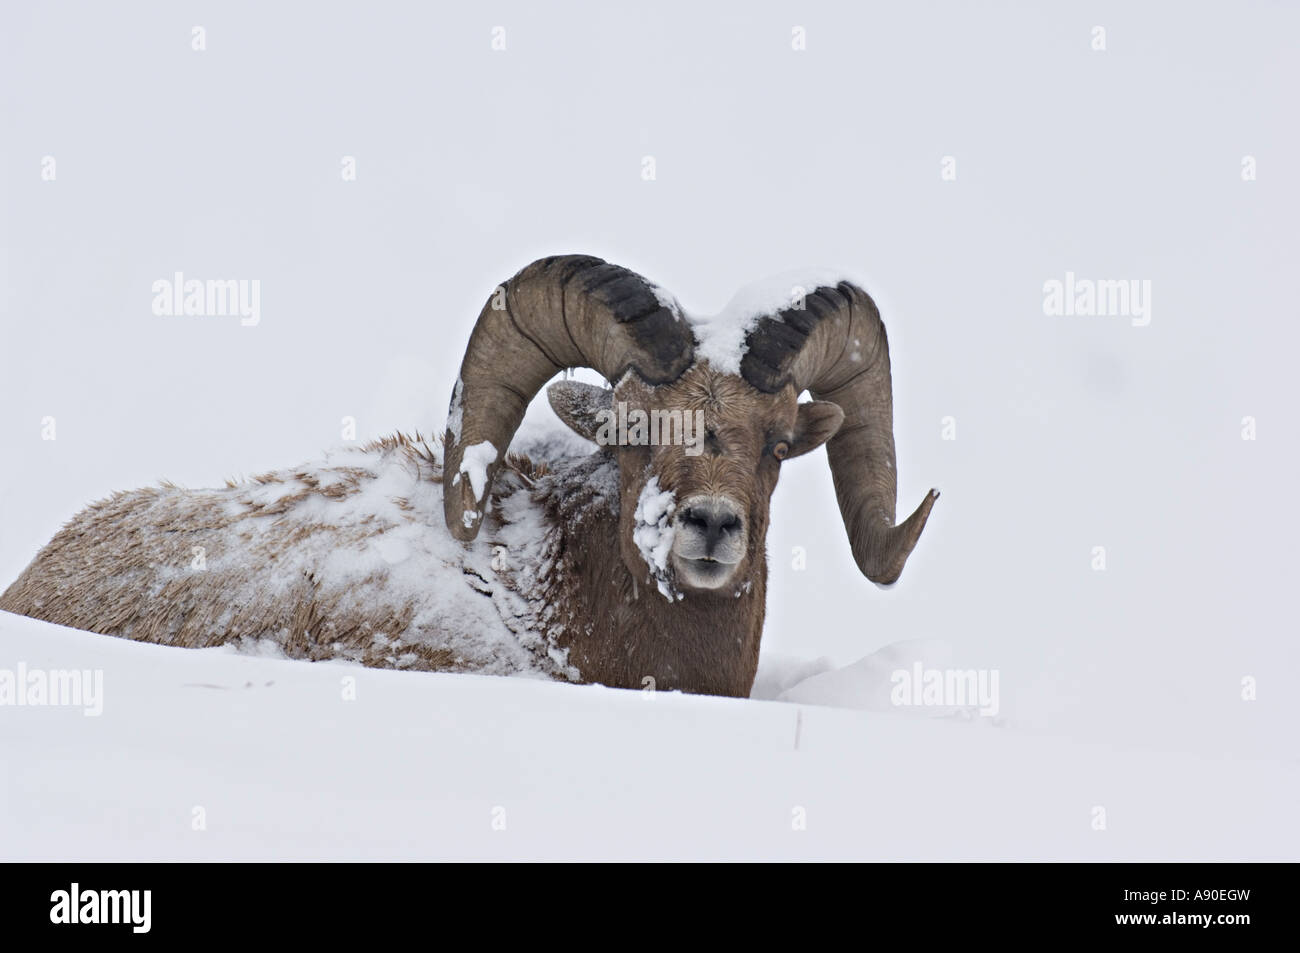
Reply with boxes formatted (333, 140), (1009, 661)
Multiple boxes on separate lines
(444, 255), (694, 540)
(739, 282), (938, 585)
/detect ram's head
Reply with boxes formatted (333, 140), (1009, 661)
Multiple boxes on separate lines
(443, 255), (937, 597)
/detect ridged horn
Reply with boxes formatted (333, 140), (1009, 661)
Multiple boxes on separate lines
(739, 281), (937, 585)
(444, 255), (694, 540)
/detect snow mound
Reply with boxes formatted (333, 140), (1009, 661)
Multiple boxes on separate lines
(3, 611), (1295, 861)
(777, 639), (982, 715)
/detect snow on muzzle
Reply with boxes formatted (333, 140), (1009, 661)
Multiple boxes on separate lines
(670, 495), (746, 589)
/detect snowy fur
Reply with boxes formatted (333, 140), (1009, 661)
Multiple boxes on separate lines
(0, 432), (593, 680)
(631, 477), (678, 600)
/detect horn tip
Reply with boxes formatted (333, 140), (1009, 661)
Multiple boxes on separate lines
(858, 487), (939, 587)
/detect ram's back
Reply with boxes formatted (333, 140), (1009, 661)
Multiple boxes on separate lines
(0, 433), (570, 676)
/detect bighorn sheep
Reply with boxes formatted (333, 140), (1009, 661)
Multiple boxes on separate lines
(0, 255), (938, 697)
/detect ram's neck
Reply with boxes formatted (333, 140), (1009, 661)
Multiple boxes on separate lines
(522, 454), (766, 697)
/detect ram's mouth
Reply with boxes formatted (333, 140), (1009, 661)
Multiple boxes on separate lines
(672, 554), (739, 590)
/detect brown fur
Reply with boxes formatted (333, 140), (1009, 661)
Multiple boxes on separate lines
(532, 365), (838, 695)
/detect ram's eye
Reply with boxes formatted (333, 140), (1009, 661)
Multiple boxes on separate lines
(772, 441), (790, 460)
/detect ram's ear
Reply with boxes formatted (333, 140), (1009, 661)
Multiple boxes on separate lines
(786, 401), (844, 459)
(546, 381), (613, 444)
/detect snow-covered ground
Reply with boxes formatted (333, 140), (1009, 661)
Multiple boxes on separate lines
(2, 611), (1295, 861)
